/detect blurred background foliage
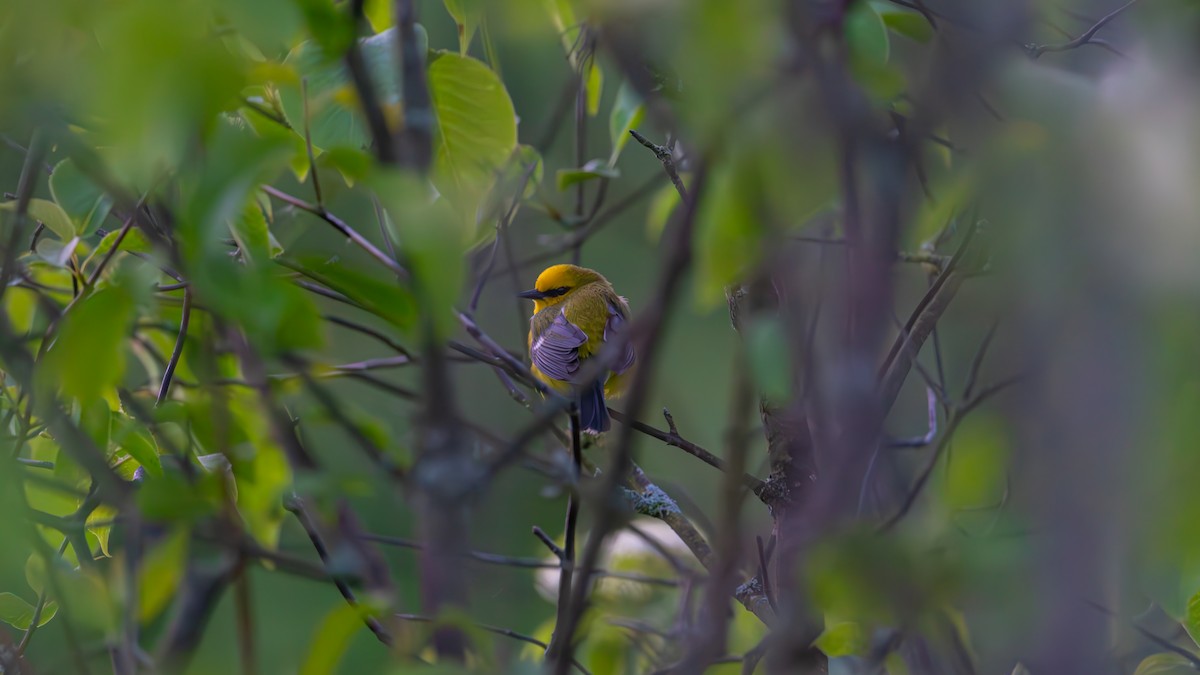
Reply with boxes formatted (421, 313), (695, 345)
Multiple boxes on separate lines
(1, 0), (1200, 674)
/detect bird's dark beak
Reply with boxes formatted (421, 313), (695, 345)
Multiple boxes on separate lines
(518, 288), (545, 299)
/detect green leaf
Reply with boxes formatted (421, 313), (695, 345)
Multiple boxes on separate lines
(138, 528), (189, 623)
(294, 0), (355, 54)
(1, 198), (76, 240)
(1133, 653), (1195, 675)
(586, 60), (603, 117)
(229, 199), (278, 264)
(49, 160), (113, 236)
(608, 82), (645, 165)
(57, 567), (115, 634)
(137, 471), (222, 522)
(321, 146), (373, 187)
(370, 170), (463, 336)
(278, 28), (414, 152)
(363, 0), (392, 34)
(814, 620), (866, 657)
(745, 317), (792, 403)
(1186, 590), (1200, 646)
(694, 158), (762, 307)
(846, 2), (890, 66)
(428, 51), (518, 230)
(34, 236), (81, 269)
(294, 257), (417, 331)
(556, 159), (620, 191)
(88, 228), (153, 276)
(542, 0), (579, 55)
(87, 504), (119, 558)
(38, 287), (135, 401)
(443, 0), (484, 54)
(940, 414), (1009, 510)
(873, 1), (934, 43)
(82, 1), (248, 186)
(645, 182), (681, 242)
(113, 414), (162, 477)
(25, 555), (46, 595)
(300, 603), (376, 675)
(199, 262), (325, 355)
(0, 593), (56, 629)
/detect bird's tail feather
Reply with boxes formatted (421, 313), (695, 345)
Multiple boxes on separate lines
(578, 379), (610, 434)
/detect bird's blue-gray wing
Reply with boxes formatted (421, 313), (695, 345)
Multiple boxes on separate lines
(604, 302), (636, 374)
(531, 312), (589, 382)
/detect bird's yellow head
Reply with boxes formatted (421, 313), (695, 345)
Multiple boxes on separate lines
(519, 264), (605, 313)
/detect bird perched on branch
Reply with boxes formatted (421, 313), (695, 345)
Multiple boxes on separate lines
(521, 264), (636, 433)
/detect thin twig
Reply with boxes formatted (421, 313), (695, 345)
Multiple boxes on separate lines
(393, 613), (593, 675)
(156, 287), (192, 405)
(260, 186), (408, 280)
(1026, 0), (1142, 57)
(286, 498), (394, 645)
(607, 408), (766, 494)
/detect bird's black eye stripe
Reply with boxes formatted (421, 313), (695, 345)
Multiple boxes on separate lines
(544, 286), (570, 298)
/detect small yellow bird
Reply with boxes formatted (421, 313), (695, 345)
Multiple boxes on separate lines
(520, 264), (636, 433)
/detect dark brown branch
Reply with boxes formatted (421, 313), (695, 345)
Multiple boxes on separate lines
(156, 287), (191, 405)
(629, 129), (687, 199)
(347, 0), (396, 164)
(394, 0), (433, 169)
(394, 613), (593, 675)
(1026, 0), (1142, 57)
(260, 186), (408, 280)
(285, 498), (394, 646)
(608, 407), (766, 494)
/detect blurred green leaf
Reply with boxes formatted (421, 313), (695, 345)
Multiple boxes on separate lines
(556, 159), (619, 191)
(87, 228), (153, 276)
(86, 504), (118, 558)
(814, 620), (866, 657)
(211, 0), (302, 51)
(846, 2), (890, 66)
(873, 1), (934, 43)
(542, 0), (579, 55)
(371, 168), (464, 337)
(745, 317), (792, 403)
(49, 160), (113, 236)
(939, 414), (1009, 511)
(295, 257), (417, 331)
(694, 157), (762, 308)
(364, 0), (392, 34)
(25, 555), (46, 596)
(199, 261), (326, 355)
(1133, 653), (1195, 675)
(230, 198), (279, 264)
(1186, 590), (1200, 646)
(0, 593), (56, 629)
(34, 236), (81, 269)
(84, 1), (248, 186)
(321, 146), (373, 187)
(139, 528), (188, 623)
(113, 414), (162, 477)
(279, 45), (368, 152)
(586, 60), (603, 117)
(300, 602), (374, 675)
(428, 51), (518, 230)
(38, 287), (135, 402)
(444, 0), (484, 54)
(56, 567), (115, 634)
(137, 471), (222, 522)
(294, 0), (355, 54)
(645, 182), (680, 242)
(1, 198), (75, 240)
(608, 83), (645, 166)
